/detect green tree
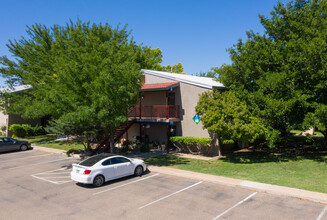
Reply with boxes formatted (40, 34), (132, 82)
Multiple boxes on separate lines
(156, 62), (186, 74)
(213, 0), (327, 145)
(195, 68), (219, 78)
(0, 21), (181, 152)
(196, 90), (274, 155)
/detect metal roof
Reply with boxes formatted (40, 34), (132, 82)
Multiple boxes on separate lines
(0, 85), (32, 93)
(141, 69), (225, 89)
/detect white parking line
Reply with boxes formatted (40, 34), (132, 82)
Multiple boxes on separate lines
(9, 157), (72, 170)
(93, 173), (160, 196)
(37, 172), (71, 175)
(139, 181), (203, 209)
(317, 206), (327, 220)
(212, 192), (257, 220)
(1, 153), (52, 162)
(31, 167), (73, 184)
(31, 174), (62, 184)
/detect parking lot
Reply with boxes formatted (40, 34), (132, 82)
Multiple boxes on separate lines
(0, 149), (326, 220)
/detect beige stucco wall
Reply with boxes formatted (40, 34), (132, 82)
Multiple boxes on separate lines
(0, 111), (8, 135)
(140, 73), (212, 139)
(144, 74), (175, 84)
(176, 82), (211, 138)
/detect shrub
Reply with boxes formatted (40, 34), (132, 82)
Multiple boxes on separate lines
(32, 125), (46, 136)
(9, 124), (46, 137)
(9, 124), (27, 137)
(170, 136), (212, 145)
(1, 125), (6, 132)
(170, 136), (215, 156)
(119, 140), (132, 153)
(140, 145), (150, 153)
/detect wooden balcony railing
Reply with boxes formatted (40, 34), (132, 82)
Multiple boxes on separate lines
(128, 105), (180, 119)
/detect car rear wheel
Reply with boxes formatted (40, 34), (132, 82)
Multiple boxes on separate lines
(93, 175), (105, 187)
(20, 145), (28, 151)
(134, 166), (143, 176)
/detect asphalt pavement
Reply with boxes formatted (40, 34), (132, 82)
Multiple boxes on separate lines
(0, 148), (326, 219)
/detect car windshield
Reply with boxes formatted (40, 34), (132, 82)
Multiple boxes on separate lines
(79, 154), (114, 167)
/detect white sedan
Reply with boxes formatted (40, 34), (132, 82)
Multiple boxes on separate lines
(71, 154), (147, 187)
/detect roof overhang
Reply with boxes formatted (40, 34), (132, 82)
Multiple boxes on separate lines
(140, 82), (180, 92)
(141, 69), (225, 90)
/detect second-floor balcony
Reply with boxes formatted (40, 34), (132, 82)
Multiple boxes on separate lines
(128, 105), (180, 119)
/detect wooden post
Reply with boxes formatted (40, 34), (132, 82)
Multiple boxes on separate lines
(166, 124), (169, 153)
(139, 93), (142, 119)
(166, 91), (169, 119)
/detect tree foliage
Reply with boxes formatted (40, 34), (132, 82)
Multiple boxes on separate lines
(195, 68), (219, 78)
(196, 91), (278, 149)
(0, 21), (184, 152)
(211, 0), (327, 145)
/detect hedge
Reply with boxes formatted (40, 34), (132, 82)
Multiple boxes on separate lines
(170, 136), (216, 156)
(170, 136), (212, 145)
(9, 124), (45, 138)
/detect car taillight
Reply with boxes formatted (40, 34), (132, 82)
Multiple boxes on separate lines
(83, 169), (91, 175)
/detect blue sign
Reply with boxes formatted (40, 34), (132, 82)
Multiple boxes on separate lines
(169, 87), (174, 91)
(192, 115), (201, 124)
(169, 121), (174, 125)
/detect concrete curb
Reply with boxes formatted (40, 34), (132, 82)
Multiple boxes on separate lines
(32, 145), (66, 155)
(148, 165), (327, 205)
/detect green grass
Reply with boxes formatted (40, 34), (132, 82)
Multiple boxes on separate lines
(145, 150), (327, 194)
(17, 135), (57, 143)
(290, 130), (324, 137)
(35, 140), (85, 152)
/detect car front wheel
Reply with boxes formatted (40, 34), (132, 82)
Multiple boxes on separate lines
(93, 175), (105, 187)
(134, 166), (143, 176)
(20, 145), (28, 151)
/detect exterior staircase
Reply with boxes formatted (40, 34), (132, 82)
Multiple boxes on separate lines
(114, 119), (136, 143)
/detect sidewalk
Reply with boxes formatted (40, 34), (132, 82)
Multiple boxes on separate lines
(148, 165), (327, 205)
(32, 145), (66, 155)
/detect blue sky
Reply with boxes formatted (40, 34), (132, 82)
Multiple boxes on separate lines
(0, 0), (289, 87)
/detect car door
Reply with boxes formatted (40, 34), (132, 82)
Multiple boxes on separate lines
(1, 138), (15, 152)
(101, 159), (115, 181)
(7, 138), (20, 150)
(111, 157), (134, 177)
(3, 137), (20, 151)
(0, 138), (6, 152)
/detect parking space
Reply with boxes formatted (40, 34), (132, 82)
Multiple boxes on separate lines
(31, 167), (72, 184)
(0, 150), (326, 219)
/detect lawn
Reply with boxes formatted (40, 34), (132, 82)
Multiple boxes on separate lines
(36, 140), (85, 152)
(18, 135), (57, 143)
(145, 148), (327, 194)
(18, 135), (85, 152)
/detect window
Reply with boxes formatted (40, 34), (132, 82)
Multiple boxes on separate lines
(102, 159), (111, 166)
(3, 138), (13, 143)
(110, 157), (130, 165)
(79, 154), (114, 167)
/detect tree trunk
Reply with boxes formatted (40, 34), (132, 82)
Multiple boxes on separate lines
(322, 130), (327, 147)
(109, 126), (115, 154)
(217, 137), (222, 157)
(85, 134), (91, 152)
